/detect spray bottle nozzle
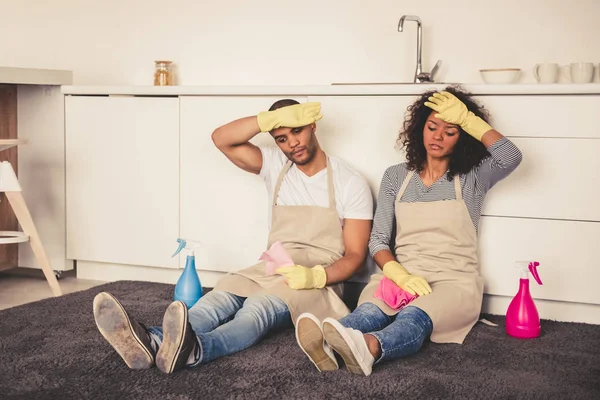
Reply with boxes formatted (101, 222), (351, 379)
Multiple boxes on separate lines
(172, 238), (202, 258)
(172, 238), (187, 257)
(528, 261), (543, 285)
(515, 260), (543, 285)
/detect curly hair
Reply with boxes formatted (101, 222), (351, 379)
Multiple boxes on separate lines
(398, 86), (491, 179)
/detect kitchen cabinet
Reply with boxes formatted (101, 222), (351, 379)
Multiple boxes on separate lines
(0, 68), (72, 275)
(61, 84), (600, 323)
(481, 95), (600, 221)
(65, 96), (179, 268)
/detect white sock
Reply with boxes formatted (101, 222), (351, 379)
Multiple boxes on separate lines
(147, 331), (162, 355)
(185, 336), (202, 367)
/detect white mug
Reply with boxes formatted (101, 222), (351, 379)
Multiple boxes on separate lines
(562, 62), (595, 83)
(533, 63), (559, 83)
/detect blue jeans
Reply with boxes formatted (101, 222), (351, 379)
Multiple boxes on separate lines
(149, 290), (292, 365)
(339, 303), (433, 362)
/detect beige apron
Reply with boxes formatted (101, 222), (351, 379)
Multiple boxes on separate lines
(358, 170), (483, 344)
(214, 157), (350, 324)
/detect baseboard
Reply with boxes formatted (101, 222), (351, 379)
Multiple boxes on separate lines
(76, 260), (227, 287)
(75, 260), (600, 325)
(18, 258), (74, 272)
(482, 294), (600, 325)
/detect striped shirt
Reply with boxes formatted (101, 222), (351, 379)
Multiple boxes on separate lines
(369, 137), (523, 257)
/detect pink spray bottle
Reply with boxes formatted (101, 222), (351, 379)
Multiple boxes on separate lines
(506, 261), (543, 339)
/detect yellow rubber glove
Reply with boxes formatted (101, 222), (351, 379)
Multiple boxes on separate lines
(382, 261), (432, 296)
(275, 264), (327, 290)
(424, 91), (492, 141)
(256, 102), (323, 132)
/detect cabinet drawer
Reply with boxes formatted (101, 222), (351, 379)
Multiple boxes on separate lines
(478, 216), (600, 305)
(483, 95), (600, 139)
(483, 137), (600, 222)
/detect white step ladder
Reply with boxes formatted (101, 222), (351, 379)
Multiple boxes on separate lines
(0, 139), (62, 296)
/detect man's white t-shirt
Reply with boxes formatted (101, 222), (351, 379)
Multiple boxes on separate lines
(259, 146), (374, 229)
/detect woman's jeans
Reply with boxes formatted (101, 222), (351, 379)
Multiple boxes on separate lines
(339, 302), (433, 362)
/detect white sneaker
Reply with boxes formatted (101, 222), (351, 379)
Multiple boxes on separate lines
(322, 318), (375, 376)
(295, 313), (339, 372)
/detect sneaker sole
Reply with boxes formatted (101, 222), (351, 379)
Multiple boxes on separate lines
(295, 314), (338, 372)
(93, 292), (153, 369)
(156, 301), (188, 374)
(323, 320), (370, 376)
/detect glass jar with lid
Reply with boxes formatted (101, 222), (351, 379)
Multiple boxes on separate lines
(154, 60), (173, 86)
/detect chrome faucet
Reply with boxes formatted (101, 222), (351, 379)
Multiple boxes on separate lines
(398, 15), (441, 83)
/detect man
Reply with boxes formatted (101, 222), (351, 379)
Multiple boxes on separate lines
(93, 100), (373, 373)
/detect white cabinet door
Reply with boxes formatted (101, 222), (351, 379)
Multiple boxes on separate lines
(65, 96), (179, 268)
(307, 96), (417, 198)
(180, 96), (306, 272)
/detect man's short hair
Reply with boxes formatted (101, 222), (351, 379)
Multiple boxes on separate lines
(268, 99), (300, 112)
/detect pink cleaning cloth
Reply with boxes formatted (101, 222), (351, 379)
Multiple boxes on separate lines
(374, 276), (418, 310)
(259, 241), (294, 276)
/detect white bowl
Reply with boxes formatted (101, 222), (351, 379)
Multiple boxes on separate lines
(479, 68), (521, 84)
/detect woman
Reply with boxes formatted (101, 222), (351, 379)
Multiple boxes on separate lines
(294, 87), (522, 376)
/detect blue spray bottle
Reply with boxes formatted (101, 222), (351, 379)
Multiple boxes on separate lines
(172, 238), (203, 308)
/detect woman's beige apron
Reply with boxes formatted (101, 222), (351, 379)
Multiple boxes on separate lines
(358, 170), (483, 344)
(214, 157), (350, 324)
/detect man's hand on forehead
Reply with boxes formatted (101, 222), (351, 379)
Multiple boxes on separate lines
(257, 102), (323, 132)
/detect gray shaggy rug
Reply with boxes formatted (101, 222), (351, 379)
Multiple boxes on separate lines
(0, 280), (598, 399)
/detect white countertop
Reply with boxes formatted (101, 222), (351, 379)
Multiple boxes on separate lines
(61, 83), (600, 96)
(0, 67), (73, 85)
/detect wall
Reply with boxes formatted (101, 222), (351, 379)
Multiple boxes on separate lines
(1, 0), (599, 85)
